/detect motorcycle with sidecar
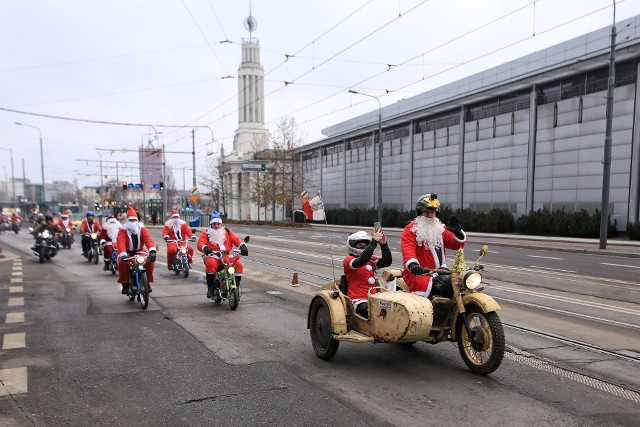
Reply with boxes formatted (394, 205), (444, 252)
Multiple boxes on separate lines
(307, 246), (505, 375)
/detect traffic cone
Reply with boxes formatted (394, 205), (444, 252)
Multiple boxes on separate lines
(291, 272), (299, 287)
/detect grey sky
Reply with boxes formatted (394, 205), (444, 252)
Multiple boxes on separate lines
(0, 0), (636, 190)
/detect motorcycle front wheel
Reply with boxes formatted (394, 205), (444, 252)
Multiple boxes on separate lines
(456, 306), (505, 375)
(38, 246), (46, 264)
(92, 247), (99, 265)
(182, 263), (189, 279)
(309, 298), (339, 360)
(228, 287), (239, 310)
(138, 273), (150, 310)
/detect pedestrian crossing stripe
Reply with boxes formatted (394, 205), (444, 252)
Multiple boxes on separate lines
(0, 367), (28, 396)
(8, 297), (24, 306)
(2, 332), (26, 350)
(5, 312), (24, 323)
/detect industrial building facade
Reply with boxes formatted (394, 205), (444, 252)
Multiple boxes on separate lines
(298, 16), (640, 231)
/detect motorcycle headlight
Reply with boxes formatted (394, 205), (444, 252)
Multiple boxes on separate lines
(136, 255), (146, 265)
(464, 271), (482, 290)
(180, 248), (187, 254)
(42, 230), (50, 238)
(91, 232), (98, 239)
(228, 266), (236, 275)
(66, 227), (71, 232)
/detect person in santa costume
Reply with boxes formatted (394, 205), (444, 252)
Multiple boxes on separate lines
(401, 193), (466, 298)
(162, 209), (195, 270)
(197, 212), (248, 298)
(116, 206), (157, 294)
(99, 215), (122, 271)
(58, 210), (75, 237)
(344, 228), (392, 318)
(79, 211), (103, 257)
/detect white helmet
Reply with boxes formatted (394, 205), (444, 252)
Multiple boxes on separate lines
(346, 231), (372, 257)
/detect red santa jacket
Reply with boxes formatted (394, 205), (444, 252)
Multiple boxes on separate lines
(116, 226), (156, 257)
(197, 227), (242, 253)
(343, 257), (379, 306)
(162, 220), (194, 241)
(59, 218), (75, 230)
(79, 219), (102, 234)
(400, 220), (465, 270)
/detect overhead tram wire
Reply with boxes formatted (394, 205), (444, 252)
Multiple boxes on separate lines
(180, 0), (229, 77)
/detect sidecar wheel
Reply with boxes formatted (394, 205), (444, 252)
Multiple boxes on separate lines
(310, 298), (339, 360)
(183, 264), (189, 279)
(456, 306), (505, 375)
(38, 247), (46, 264)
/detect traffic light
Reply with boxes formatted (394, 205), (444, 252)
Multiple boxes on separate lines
(159, 181), (164, 190)
(94, 202), (101, 211)
(122, 181), (128, 191)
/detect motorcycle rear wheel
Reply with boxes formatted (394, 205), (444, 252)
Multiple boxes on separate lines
(174, 262), (180, 275)
(182, 264), (189, 279)
(456, 306), (505, 375)
(138, 273), (150, 310)
(38, 246), (46, 264)
(228, 287), (239, 310)
(309, 298), (339, 360)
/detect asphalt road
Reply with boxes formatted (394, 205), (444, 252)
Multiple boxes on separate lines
(0, 224), (639, 426)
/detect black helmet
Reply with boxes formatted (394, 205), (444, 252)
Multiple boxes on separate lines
(45, 214), (53, 222)
(416, 193), (440, 215)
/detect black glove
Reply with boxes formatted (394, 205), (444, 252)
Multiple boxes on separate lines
(148, 250), (157, 262)
(202, 246), (213, 255)
(408, 262), (430, 276)
(447, 216), (463, 239)
(164, 236), (170, 242)
(240, 244), (248, 256)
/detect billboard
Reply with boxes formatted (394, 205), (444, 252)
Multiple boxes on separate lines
(139, 147), (163, 187)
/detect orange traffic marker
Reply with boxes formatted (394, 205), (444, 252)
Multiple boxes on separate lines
(291, 272), (299, 287)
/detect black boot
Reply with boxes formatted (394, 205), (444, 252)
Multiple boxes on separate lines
(235, 276), (242, 287)
(121, 284), (129, 295)
(103, 261), (109, 271)
(206, 273), (216, 299)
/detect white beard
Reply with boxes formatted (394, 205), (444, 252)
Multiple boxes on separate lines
(104, 222), (122, 241)
(123, 221), (141, 236)
(165, 218), (182, 228)
(61, 219), (69, 227)
(205, 227), (226, 246)
(412, 216), (445, 249)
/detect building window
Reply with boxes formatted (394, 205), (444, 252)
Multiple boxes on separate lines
(492, 116), (496, 138)
(578, 97), (583, 123)
(511, 112), (515, 135)
(475, 120), (479, 141)
(553, 102), (558, 128)
(446, 127), (450, 146)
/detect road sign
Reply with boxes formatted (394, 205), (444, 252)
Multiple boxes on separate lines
(241, 163), (266, 171)
(152, 183), (159, 189)
(127, 183), (134, 188)
(191, 187), (198, 194)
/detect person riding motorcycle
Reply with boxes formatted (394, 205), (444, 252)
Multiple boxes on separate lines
(344, 228), (392, 318)
(116, 206), (156, 295)
(198, 212), (248, 298)
(80, 211), (103, 257)
(162, 209), (195, 270)
(400, 193), (466, 298)
(99, 215), (122, 271)
(32, 214), (63, 250)
(58, 210), (75, 231)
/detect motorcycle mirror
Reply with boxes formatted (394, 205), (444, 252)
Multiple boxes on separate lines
(191, 228), (197, 233)
(479, 245), (489, 256)
(243, 236), (250, 243)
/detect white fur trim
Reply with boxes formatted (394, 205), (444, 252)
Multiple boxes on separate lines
(118, 252), (127, 258)
(405, 258), (419, 268)
(148, 247), (156, 252)
(453, 230), (466, 242)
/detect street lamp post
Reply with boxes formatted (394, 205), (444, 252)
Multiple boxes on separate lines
(0, 147), (16, 206)
(15, 122), (45, 209)
(348, 90), (383, 224)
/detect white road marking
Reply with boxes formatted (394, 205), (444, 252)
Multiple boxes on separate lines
(601, 262), (640, 269)
(3, 332), (26, 349)
(6, 312), (24, 323)
(527, 254), (563, 260)
(529, 265), (577, 273)
(11, 271), (22, 276)
(8, 297), (24, 307)
(9, 286), (23, 293)
(0, 367), (28, 396)
(10, 278), (23, 283)
(12, 265), (22, 271)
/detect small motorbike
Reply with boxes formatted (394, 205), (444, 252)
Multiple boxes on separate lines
(29, 228), (59, 264)
(11, 219), (20, 234)
(208, 236), (249, 310)
(122, 252), (151, 310)
(85, 232), (100, 265)
(308, 246), (505, 375)
(168, 237), (196, 278)
(60, 226), (74, 249)
(103, 242), (118, 275)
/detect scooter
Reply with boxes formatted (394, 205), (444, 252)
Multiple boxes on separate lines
(307, 246), (505, 375)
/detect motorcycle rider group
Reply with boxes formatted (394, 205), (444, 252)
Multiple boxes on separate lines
(26, 192), (464, 311)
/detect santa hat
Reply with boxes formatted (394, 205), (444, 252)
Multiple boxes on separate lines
(106, 216), (117, 224)
(126, 206), (138, 220)
(171, 209), (180, 218)
(63, 210), (70, 215)
(209, 212), (222, 225)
